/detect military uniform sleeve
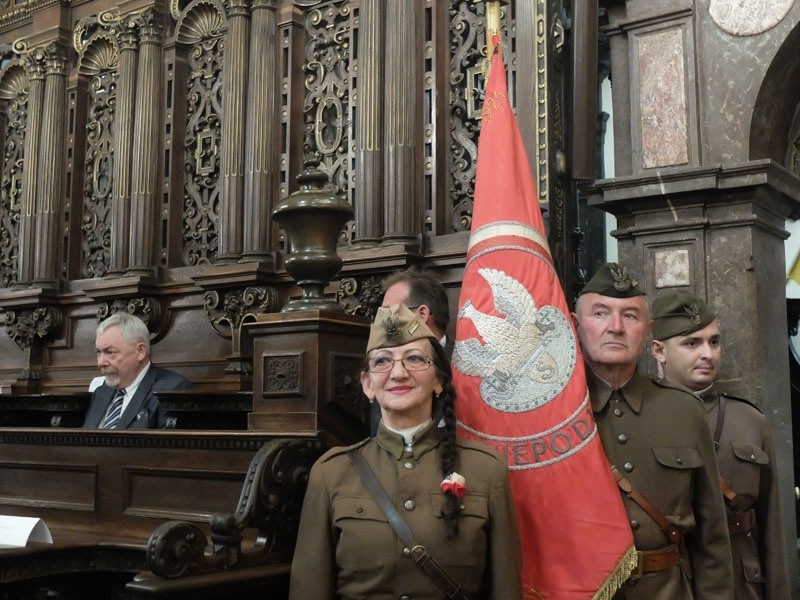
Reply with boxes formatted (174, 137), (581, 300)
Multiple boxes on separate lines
(757, 415), (791, 600)
(486, 459), (524, 600)
(686, 405), (735, 599)
(289, 458), (337, 600)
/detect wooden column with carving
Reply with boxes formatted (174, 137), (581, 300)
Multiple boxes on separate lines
(33, 44), (67, 286)
(242, 0), (277, 261)
(353, 0), (384, 246)
(128, 10), (163, 276)
(110, 26), (140, 274)
(218, 0), (250, 263)
(382, 0), (423, 244)
(17, 54), (45, 285)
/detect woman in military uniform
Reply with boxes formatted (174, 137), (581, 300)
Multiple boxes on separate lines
(289, 303), (523, 600)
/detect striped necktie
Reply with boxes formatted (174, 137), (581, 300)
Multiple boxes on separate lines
(101, 388), (126, 429)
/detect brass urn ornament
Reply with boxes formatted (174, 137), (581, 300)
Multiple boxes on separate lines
(272, 159), (354, 312)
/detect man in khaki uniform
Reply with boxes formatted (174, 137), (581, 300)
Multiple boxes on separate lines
(573, 263), (733, 599)
(651, 290), (789, 600)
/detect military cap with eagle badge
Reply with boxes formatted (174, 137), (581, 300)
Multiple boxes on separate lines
(366, 303), (438, 352)
(651, 290), (717, 340)
(579, 262), (646, 298)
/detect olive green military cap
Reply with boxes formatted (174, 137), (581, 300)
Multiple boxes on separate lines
(367, 303), (437, 352)
(652, 290), (716, 340)
(579, 262), (646, 298)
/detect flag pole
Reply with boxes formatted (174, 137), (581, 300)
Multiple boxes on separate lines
(485, 0), (507, 59)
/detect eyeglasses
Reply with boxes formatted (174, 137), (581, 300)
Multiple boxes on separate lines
(368, 354), (434, 373)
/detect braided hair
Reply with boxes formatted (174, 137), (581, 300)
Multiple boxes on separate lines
(428, 340), (462, 539)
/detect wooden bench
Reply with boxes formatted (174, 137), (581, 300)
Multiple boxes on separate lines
(0, 428), (322, 599)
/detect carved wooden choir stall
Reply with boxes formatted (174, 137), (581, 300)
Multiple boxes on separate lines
(3, 0), (800, 597)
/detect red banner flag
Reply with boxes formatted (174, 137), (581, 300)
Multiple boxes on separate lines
(452, 41), (636, 599)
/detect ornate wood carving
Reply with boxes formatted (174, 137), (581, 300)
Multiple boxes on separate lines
(0, 57), (27, 287)
(204, 285), (279, 374)
(178, 1), (226, 266)
(78, 32), (118, 278)
(146, 437), (323, 577)
(262, 353), (301, 395)
(302, 1), (353, 205)
(97, 297), (163, 332)
(5, 305), (62, 350)
(328, 351), (364, 421)
(337, 275), (382, 320)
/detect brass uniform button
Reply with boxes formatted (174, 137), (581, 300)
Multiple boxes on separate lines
(623, 462), (634, 473)
(617, 434), (628, 444)
(404, 499), (416, 511)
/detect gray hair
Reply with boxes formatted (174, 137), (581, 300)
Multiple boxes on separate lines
(97, 313), (151, 353)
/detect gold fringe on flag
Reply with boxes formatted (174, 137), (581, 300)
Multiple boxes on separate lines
(591, 545), (639, 600)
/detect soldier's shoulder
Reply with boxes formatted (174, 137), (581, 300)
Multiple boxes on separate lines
(720, 391), (763, 413)
(317, 437), (371, 464)
(456, 438), (505, 462)
(648, 375), (702, 402)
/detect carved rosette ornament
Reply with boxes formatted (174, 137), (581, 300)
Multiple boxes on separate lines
(5, 306), (63, 350)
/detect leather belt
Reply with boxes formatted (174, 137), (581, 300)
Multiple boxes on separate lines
(728, 508), (756, 535)
(632, 545), (681, 578)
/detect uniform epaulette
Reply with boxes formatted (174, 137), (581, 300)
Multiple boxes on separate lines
(317, 437), (370, 463)
(720, 391), (762, 413)
(651, 376), (703, 401)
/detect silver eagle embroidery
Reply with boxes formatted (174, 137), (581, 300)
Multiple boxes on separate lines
(453, 268), (577, 413)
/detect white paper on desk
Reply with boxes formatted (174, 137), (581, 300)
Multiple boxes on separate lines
(0, 515), (53, 547)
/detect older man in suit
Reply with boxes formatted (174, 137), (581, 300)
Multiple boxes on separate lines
(83, 313), (191, 429)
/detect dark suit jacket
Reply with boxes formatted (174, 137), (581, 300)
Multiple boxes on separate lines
(82, 365), (191, 429)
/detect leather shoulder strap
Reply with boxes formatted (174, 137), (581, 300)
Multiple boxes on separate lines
(612, 466), (682, 546)
(711, 395), (738, 506)
(713, 393), (727, 447)
(348, 449), (471, 600)
(348, 449), (416, 548)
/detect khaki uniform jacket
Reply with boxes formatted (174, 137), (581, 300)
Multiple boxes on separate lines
(289, 422), (523, 600)
(588, 370), (734, 600)
(701, 386), (790, 600)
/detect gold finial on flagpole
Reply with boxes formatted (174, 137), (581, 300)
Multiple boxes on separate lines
(485, 0), (507, 59)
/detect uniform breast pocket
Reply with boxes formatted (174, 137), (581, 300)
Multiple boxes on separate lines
(332, 495), (394, 573)
(651, 446), (704, 513)
(430, 492), (489, 570)
(730, 441), (769, 467)
(730, 441), (768, 497)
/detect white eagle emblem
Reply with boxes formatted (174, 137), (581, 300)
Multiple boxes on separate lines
(453, 268), (576, 413)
